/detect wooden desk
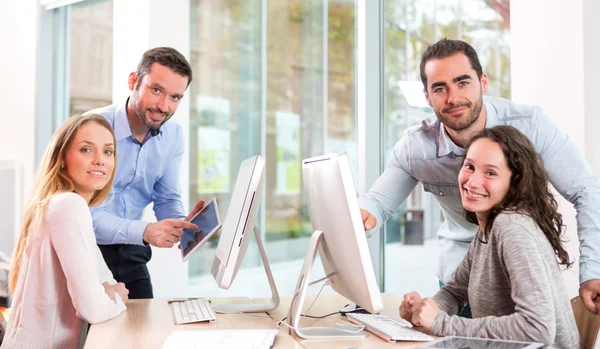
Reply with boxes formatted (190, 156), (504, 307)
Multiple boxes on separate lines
(260, 293), (426, 349)
(84, 297), (301, 349)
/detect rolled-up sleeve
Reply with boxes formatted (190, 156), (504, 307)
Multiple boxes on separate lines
(359, 132), (418, 233)
(91, 204), (149, 245)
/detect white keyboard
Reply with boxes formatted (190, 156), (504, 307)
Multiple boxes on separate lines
(170, 299), (217, 324)
(346, 313), (434, 342)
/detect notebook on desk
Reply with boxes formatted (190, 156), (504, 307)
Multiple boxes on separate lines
(162, 329), (279, 349)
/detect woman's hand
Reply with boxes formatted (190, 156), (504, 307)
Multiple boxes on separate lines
(410, 297), (440, 330)
(399, 291), (422, 322)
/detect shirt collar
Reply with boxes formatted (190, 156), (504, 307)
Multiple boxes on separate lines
(436, 98), (493, 158)
(114, 97), (163, 142)
(483, 98), (496, 128)
(114, 99), (132, 142)
(437, 122), (464, 158)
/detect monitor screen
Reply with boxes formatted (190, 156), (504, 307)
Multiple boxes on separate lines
(181, 198), (222, 262)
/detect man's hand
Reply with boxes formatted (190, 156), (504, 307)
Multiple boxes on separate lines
(176, 200), (206, 250)
(360, 208), (377, 231)
(579, 279), (600, 313)
(143, 219), (198, 248)
(103, 282), (116, 301)
(410, 297), (440, 330)
(103, 282), (129, 303)
(399, 291), (422, 322)
(185, 200), (205, 222)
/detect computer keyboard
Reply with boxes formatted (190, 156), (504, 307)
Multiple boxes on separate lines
(170, 299), (217, 324)
(346, 313), (434, 342)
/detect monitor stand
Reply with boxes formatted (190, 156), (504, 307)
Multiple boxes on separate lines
(212, 226), (280, 314)
(285, 230), (368, 339)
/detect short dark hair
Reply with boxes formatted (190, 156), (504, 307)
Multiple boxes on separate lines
(419, 38), (483, 90)
(463, 125), (572, 268)
(135, 47), (193, 89)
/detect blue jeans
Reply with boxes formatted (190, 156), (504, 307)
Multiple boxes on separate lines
(439, 280), (472, 318)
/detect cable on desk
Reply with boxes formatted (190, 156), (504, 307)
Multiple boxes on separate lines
(278, 280), (340, 323)
(279, 311), (340, 324)
(303, 279), (327, 316)
(301, 311), (341, 319)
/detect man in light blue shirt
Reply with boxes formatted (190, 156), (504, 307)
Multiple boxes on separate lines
(88, 47), (202, 299)
(359, 38), (600, 314)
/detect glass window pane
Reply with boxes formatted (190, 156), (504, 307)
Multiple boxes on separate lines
(69, 0), (113, 116)
(383, 0), (510, 296)
(189, 0), (357, 298)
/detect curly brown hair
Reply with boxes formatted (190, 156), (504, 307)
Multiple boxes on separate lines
(463, 125), (572, 268)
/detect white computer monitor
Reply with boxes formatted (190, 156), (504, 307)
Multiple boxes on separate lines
(286, 152), (383, 339)
(210, 155), (279, 313)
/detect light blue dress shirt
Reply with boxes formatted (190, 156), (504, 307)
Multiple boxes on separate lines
(87, 99), (186, 245)
(359, 96), (600, 284)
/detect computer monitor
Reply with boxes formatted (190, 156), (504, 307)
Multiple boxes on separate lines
(286, 152), (383, 339)
(210, 155), (279, 313)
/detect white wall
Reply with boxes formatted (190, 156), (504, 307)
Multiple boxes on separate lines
(113, 0), (192, 298)
(0, 0), (39, 251)
(584, 0), (600, 177)
(511, 0), (598, 298)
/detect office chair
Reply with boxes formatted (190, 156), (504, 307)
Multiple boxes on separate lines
(0, 310), (5, 345)
(571, 295), (600, 349)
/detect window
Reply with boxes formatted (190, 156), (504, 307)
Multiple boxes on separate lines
(68, 0), (113, 116)
(188, 0), (357, 297)
(383, 0), (511, 296)
(37, 0), (113, 165)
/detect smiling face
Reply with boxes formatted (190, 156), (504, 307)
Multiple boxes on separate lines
(458, 138), (511, 225)
(63, 121), (115, 202)
(127, 62), (188, 132)
(424, 53), (488, 132)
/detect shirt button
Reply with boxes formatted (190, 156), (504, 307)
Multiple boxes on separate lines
(439, 191), (444, 196)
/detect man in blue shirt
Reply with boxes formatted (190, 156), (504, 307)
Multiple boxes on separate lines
(359, 38), (600, 314)
(88, 47), (202, 299)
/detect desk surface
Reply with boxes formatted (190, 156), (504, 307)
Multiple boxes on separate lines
(261, 293), (425, 349)
(85, 294), (427, 349)
(84, 297), (301, 349)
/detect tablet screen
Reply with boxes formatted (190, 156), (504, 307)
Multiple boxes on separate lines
(181, 198), (222, 262)
(419, 336), (543, 349)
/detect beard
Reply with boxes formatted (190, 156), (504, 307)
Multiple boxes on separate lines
(435, 94), (483, 132)
(134, 107), (171, 131)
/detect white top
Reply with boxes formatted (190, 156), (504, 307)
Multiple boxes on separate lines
(1, 193), (126, 349)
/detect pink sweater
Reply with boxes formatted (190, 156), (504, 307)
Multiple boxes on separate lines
(1, 193), (126, 349)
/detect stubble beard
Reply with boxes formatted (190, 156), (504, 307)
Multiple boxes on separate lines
(435, 93), (484, 132)
(132, 102), (170, 131)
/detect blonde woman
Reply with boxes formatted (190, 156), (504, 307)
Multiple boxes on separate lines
(1, 115), (128, 349)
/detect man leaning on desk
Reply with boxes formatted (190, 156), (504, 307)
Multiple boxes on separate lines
(87, 47), (204, 299)
(359, 38), (600, 313)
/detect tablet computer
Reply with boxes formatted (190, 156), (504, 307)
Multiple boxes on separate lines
(417, 336), (543, 349)
(181, 198), (222, 262)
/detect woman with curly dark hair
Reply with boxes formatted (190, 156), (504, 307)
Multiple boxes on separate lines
(399, 126), (579, 347)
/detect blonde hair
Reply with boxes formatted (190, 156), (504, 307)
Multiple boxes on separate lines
(9, 114), (117, 295)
